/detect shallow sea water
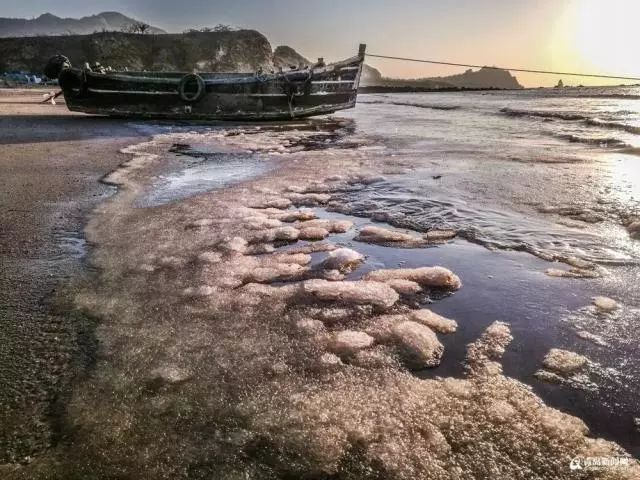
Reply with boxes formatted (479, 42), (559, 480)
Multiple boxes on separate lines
(130, 86), (640, 457)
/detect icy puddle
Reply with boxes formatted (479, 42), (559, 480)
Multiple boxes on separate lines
(136, 144), (271, 207)
(133, 118), (365, 207)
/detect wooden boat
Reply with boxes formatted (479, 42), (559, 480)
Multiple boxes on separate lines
(45, 45), (366, 120)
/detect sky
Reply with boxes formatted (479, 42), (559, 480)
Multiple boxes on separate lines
(2, 0), (639, 87)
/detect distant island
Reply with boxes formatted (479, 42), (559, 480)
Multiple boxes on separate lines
(0, 12), (166, 37)
(361, 63), (523, 90)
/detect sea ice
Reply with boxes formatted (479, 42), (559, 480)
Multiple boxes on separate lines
(243, 263), (305, 283)
(576, 330), (608, 347)
(348, 173), (386, 185)
(465, 322), (513, 376)
(298, 306), (368, 325)
(383, 279), (422, 295)
(351, 346), (400, 370)
(355, 225), (425, 247)
(271, 252), (312, 266)
(246, 243), (276, 255)
(328, 330), (375, 356)
(545, 267), (600, 279)
(320, 248), (365, 273)
(252, 197), (292, 209)
(365, 314), (407, 343)
(279, 210), (317, 223)
(325, 174), (345, 182)
(218, 236), (249, 255)
(242, 216), (283, 230)
(319, 270), (345, 281)
(285, 242), (338, 254)
(542, 348), (588, 376)
(364, 266), (462, 290)
(409, 309), (458, 334)
(300, 279), (399, 310)
(303, 181), (333, 194)
(391, 321), (444, 369)
(298, 227), (330, 241)
(592, 296), (619, 313)
(534, 369), (564, 384)
(423, 229), (457, 242)
(297, 219), (353, 233)
(249, 226), (300, 243)
(561, 256), (595, 270)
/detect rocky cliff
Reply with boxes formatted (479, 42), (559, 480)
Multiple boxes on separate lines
(272, 45), (311, 69)
(0, 30), (276, 74)
(360, 64), (383, 85)
(0, 12), (165, 38)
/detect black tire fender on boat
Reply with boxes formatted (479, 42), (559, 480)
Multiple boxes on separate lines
(58, 68), (86, 97)
(44, 54), (71, 80)
(178, 73), (206, 102)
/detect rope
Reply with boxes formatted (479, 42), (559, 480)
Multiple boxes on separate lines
(41, 90), (63, 104)
(366, 53), (640, 82)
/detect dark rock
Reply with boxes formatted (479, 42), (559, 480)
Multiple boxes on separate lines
(273, 45), (310, 70)
(0, 30), (275, 74)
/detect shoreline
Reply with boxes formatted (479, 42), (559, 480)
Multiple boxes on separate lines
(6, 117), (636, 478)
(0, 91), (145, 464)
(1, 92), (638, 478)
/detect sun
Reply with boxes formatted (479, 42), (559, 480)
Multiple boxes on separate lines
(566, 0), (640, 79)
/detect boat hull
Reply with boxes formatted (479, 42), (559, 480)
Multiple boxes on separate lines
(59, 52), (364, 120)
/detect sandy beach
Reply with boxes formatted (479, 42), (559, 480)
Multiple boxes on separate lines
(1, 89), (638, 479)
(0, 89), (142, 463)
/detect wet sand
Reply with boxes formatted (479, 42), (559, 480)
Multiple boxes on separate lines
(0, 90), (143, 463)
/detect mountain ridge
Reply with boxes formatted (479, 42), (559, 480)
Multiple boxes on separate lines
(0, 11), (166, 37)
